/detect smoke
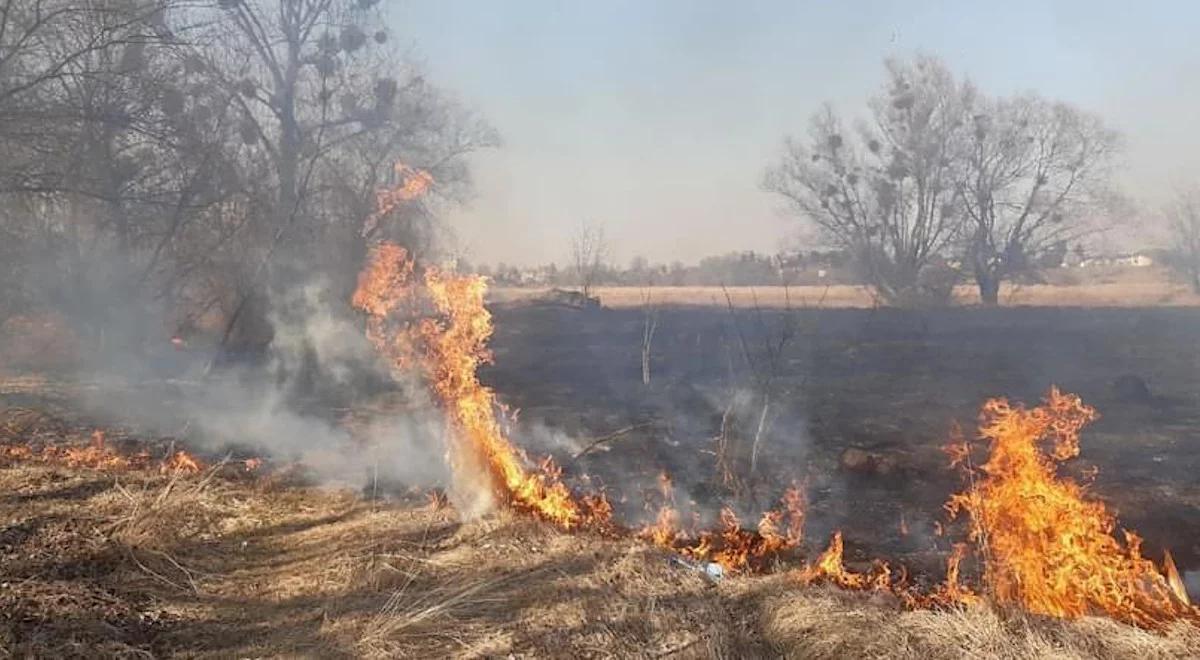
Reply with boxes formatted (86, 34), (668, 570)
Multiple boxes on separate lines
(3, 249), (457, 495)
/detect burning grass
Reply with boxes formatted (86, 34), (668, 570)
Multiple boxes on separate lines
(1, 456), (1196, 658)
(945, 388), (1197, 628)
(350, 193), (1200, 631)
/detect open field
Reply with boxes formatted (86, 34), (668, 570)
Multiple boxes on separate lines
(491, 281), (1200, 309)
(481, 304), (1200, 582)
(3, 301), (1200, 656)
(0, 453), (1198, 658)
(488, 268), (1200, 309)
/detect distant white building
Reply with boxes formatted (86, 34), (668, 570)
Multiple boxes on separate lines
(1077, 253), (1154, 268)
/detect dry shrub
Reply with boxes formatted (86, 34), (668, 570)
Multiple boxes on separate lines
(96, 466), (241, 594)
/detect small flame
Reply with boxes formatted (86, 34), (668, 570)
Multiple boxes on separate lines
(638, 482), (805, 573)
(798, 531), (893, 591)
(160, 450), (204, 475)
(1164, 550), (1191, 606)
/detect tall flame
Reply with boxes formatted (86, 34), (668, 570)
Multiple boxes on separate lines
(945, 387), (1197, 627)
(352, 243), (609, 530)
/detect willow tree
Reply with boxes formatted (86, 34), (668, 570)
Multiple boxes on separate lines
(958, 95), (1119, 304)
(765, 56), (969, 306)
(192, 0), (496, 350)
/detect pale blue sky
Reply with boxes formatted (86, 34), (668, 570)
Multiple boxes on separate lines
(390, 1), (1200, 266)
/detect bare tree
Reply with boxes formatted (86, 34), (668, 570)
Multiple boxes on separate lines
(1166, 186), (1200, 293)
(188, 0), (496, 356)
(958, 95), (1120, 304)
(570, 220), (608, 298)
(764, 56), (968, 306)
(715, 285), (806, 499)
(0, 0), (495, 364)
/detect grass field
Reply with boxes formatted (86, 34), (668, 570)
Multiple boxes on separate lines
(490, 281), (1200, 309)
(4, 266), (1200, 657)
(1, 455), (1197, 658)
(488, 268), (1200, 309)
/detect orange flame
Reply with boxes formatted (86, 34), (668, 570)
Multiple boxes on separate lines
(638, 481), (805, 573)
(798, 531), (893, 591)
(362, 163), (434, 237)
(1165, 550), (1191, 606)
(352, 242), (610, 531)
(55, 431), (136, 470)
(945, 387), (1197, 627)
(160, 450), (204, 475)
(0, 430), (210, 475)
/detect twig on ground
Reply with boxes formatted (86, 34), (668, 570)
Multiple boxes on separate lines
(570, 423), (654, 461)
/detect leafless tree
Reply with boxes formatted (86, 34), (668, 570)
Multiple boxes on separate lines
(0, 0), (495, 363)
(714, 284), (808, 499)
(187, 0), (496, 352)
(1166, 186), (1200, 293)
(0, 0), (173, 193)
(958, 95), (1120, 304)
(765, 56), (969, 306)
(570, 220), (608, 298)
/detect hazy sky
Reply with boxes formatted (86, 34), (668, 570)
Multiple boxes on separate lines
(390, 1), (1200, 267)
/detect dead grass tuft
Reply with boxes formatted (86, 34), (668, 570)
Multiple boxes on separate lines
(757, 584), (1200, 659)
(1, 460), (1197, 658)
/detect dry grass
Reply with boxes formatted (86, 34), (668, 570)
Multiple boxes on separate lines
(490, 274), (1200, 309)
(755, 583), (1200, 659)
(1, 461), (1198, 658)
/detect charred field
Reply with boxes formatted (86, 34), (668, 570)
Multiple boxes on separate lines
(3, 302), (1200, 658)
(484, 303), (1200, 577)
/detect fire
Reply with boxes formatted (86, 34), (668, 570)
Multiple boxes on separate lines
(160, 450), (204, 475)
(53, 431), (137, 470)
(638, 480), (806, 573)
(0, 429), (225, 478)
(352, 242), (610, 530)
(361, 162), (434, 237)
(798, 531), (893, 591)
(1165, 550), (1191, 606)
(945, 387), (1197, 627)
(348, 164), (1200, 627)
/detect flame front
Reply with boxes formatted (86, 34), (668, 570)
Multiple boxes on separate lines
(352, 243), (610, 530)
(945, 387), (1197, 627)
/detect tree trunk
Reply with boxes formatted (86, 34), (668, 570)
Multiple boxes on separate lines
(977, 272), (1001, 306)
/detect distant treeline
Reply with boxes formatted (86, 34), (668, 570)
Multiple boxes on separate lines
(471, 249), (857, 287)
